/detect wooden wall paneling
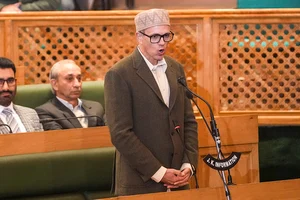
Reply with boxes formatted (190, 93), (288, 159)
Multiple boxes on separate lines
(195, 17), (212, 118)
(11, 17), (136, 85)
(0, 20), (3, 56)
(0, 9), (299, 125)
(170, 17), (204, 116)
(10, 20), (25, 85)
(4, 16), (16, 60)
(211, 16), (300, 124)
(212, 17), (221, 118)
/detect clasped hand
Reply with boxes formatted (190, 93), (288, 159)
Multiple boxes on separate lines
(1, 3), (22, 13)
(161, 168), (191, 189)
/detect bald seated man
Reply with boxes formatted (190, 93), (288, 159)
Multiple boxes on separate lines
(35, 60), (105, 130)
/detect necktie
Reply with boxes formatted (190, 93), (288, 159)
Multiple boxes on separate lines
(154, 65), (170, 107)
(2, 108), (20, 133)
(73, 108), (88, 128)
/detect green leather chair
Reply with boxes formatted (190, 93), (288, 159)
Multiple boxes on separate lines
(14, 81), (105, 109)
(0, 147), (115, 200)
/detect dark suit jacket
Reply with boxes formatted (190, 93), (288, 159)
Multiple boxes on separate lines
(35, 97), (105, 130)
(104, 48), (198, 195)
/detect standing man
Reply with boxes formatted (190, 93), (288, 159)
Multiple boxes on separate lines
(104, 9), (198, 196)
(0, 57), (43, 134)
(35, 59), (105, 130)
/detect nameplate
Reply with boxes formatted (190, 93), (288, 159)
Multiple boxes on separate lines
(203, 152), (241, 170)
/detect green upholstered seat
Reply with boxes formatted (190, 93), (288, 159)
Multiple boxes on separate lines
(0, 147), (115, 200)
(14, 81), (105, 109)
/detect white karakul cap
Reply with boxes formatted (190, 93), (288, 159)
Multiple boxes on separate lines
(134, 9), (170, 32)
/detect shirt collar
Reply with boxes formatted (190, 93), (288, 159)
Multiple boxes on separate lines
(0, 103), (15, 114)
(56, 96), (83, 111)
(137, 47), (167, 72)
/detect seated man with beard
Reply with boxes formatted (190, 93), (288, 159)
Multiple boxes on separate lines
(0, 57), (43, 134)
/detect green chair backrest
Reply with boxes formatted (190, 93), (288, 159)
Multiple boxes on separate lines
(14, 81), (105, 109)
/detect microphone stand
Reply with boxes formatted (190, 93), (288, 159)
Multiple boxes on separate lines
(188, 92), (235, 186)
(178, 77), (232, 200)
(39, 115), (105, 126)
(0, 124), (12, 134)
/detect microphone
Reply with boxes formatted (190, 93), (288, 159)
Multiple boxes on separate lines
(178, 76), (241, 155)
(0, 124), (12, 134)
(178, 77), (217, 141)
(184, 89), (212, 136)
(185, 90), (194, 100)
(178, 76), (240, 200)
(172, 120), (199, 189)
(39, 115), (105, 126)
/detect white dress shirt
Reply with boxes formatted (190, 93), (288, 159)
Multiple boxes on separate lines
(56, 97), (88, 128)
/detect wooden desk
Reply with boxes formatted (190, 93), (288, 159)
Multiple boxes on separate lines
(196, 114), (259, 187)
(0, 126), (112, 156)
(101, 179), (300, 200)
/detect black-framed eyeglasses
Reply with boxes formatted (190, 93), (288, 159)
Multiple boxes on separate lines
(0, 78), (16, 87)
(139, 31), (174, 44)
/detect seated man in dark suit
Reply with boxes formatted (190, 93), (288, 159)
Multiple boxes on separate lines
(35, 59), (105, 130)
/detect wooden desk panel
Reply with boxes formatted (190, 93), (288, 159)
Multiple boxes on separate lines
(0, 126), (112, 157)
(196, 114), (259, 187)
(102, 179), (300, 200)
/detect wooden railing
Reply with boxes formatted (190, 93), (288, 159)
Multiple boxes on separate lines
(0, 9), (299, 125)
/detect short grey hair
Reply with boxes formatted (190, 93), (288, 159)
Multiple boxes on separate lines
(49, 59), (77, 94)
(49, 59), (77, 80)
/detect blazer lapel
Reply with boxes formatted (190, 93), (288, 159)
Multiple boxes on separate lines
(14, 105), (34, 132)
(82, 101), (97, 127)
(133, 49), (166, 106)
(165, 62), (178, 111)
(52, 98), (82, 128)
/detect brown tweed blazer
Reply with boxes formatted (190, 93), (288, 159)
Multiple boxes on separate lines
(104, 48), (198, 195)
